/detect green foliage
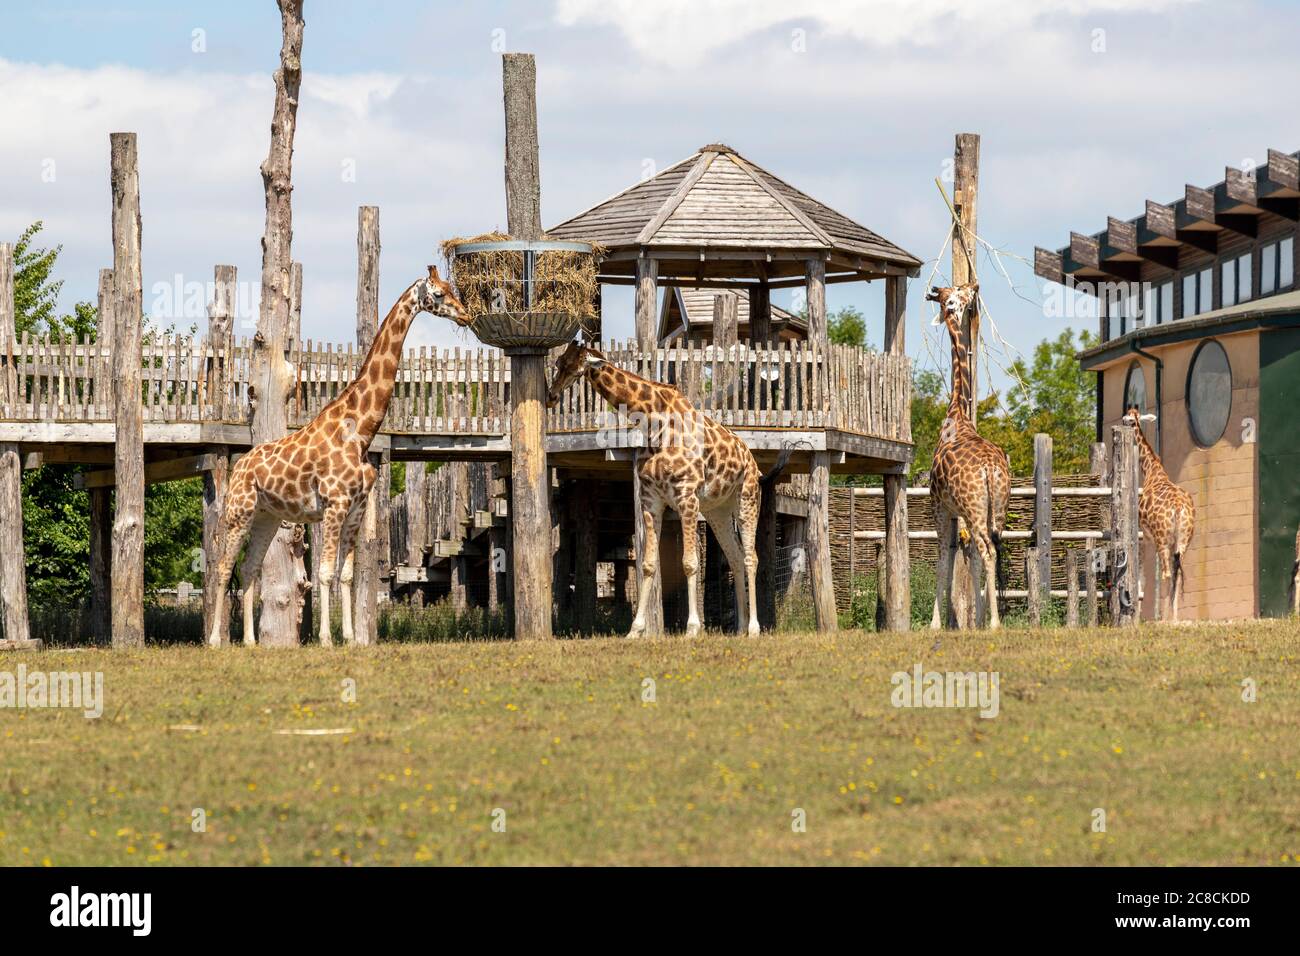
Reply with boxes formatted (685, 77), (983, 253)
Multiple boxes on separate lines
(843, 560), (937, 631)
(828, 306), (869, 348)
(22, 466), (90, 606)
(11, 222), (94, 338)
(145, 477), (204, 592)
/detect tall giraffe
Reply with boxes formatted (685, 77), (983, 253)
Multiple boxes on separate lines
(927, 284), (1010, 630)
(1123, 406), (1195, 622)
(547, 341), (790, 637)
(207, 266), (468, 647)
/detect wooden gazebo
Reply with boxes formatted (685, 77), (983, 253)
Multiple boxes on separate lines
(548, 143), (922, 632)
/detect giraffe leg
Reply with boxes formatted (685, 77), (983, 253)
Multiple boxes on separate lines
(315, 498), (350, 646)
(738, 483), (761, 636)
(705, 509), (748, 635)
(206, 501), (256, 647)
(628, 492), (665, 639)
(676, 494), (703, 638)
(336, 497), (368, 646)
(972, 531), (1000, 630)
(931, 510), (954, 630)
(239, 513), (280, 647)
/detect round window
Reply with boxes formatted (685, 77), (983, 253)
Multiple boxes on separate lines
(1123, 362), (1147, 414)
(1186, 339), (1231, 447)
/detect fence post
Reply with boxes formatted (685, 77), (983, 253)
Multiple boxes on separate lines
(1025, 545), (1041, 627)
(1032, 433), (1052, 611)
(1110, 424), (1140, 627)
(1065, 547), (1079, 627)
(1085, 538), (1099, 626)
(0, 243), (31, 649)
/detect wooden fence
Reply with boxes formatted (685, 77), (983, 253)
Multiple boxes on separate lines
(0, 335), (910, 442)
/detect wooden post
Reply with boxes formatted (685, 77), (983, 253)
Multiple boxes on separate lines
(635, 257), (658, 352)
(805, 257), (837, 631)
(713, 292), (738, 348)
(109, 133), (145, 649)
(287, 260), (303, 344)
(1110, 424), (1140, 627)
(503, 52), (552, 641)
(1025, 546), (1041, 627)
(949, 133), (980, 630)
(883, 274), (910, 631)
(353, 205), (381, 646)
(1085, 538), (1099, 626)
(487, 472), (505, 615)
(1032, 433), (1052, 611)
(210, 264), (236, 418)
(246, 0), (306, 648)
(88, 268), (114, 645)
(1065, 547), (1079, 627)
(574, 479), (598, 634)
(751, 282), (778, 630)
(0, 245), (31, 647)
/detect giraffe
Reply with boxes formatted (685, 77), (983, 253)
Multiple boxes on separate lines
(206, 266), (468, 647)
(1292, 525), (1300, 616)
(1123, 406), (1195, 622)
(547, 341), (791, 637)
(926, 284), (1010, 630)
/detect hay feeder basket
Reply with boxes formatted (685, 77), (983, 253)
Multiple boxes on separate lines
(446, 238), (596, 353)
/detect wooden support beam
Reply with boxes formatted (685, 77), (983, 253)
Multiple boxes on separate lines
(950, 132), (980, 629)
(632, 449), (663, 635)
(1065, 547), (1079, 628)
(1025, 546), (1042, 627)
(110, 133), (145, 649)
(354, 204), (382, 646)
(434, 539), (485, 558)
(0, 243), (28, 647)
(804, 256), (836, 631)
(1032, 434), (1052, 610)
(635, 256), (659, 351)
(882, 273), (909, 631)
(574, 479), (598, 635)
(75, 453), (221, 490)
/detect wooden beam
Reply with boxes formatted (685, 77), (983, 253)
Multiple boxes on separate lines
(75, 453), (221, 490)
(1033, 247), (1063, 284)
(1110, 424), (1139, 627)
(202, 450), (229, 646)
(635, 256), (658, 350)
(883, 273), (909, 632)
(950, 132), (980, 629)
(0, 244), (30, 647)
(353, 204), (381, 647)
(110, 132), (145, 649)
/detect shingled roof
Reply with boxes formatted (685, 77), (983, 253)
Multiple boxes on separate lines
(658, 287), (806, 343)
(548, 144), (921, 282)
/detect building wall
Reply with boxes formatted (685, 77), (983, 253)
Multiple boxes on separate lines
(1102, 331), (1260, 620)
(1256, 327), (1300, 615)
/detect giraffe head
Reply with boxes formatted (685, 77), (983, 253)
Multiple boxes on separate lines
(1123, 405), (1157, 430)
(416, 265), (470, 326)
(547, 339), (604, 407)
(926, 284), (978, 330)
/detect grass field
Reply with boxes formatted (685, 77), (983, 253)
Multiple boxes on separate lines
(1, 622), (1298, 866)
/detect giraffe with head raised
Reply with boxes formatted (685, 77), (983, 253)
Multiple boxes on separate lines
(207, 266), (468, 647)
(548, 341), (790, 637)
(926, 283), (1010, 629)
(1122, 406), (1195, 622)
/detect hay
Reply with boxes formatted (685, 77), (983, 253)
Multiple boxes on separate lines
(441, 232), (604, 323)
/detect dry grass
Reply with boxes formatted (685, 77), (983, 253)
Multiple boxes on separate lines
(441, 231), (603, 322)
(1, 621), (1298, 866)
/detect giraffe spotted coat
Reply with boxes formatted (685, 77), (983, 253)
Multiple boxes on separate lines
(1123, 406), (1195, 622)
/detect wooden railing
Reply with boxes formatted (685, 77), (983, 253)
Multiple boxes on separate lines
(0, 334), (910, 442)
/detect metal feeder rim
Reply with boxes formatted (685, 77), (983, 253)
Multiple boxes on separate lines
(447, 239), (594, 256)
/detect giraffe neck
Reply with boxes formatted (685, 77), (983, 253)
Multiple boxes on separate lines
(587, 362), (681, 415)
(340, 286), (420, 445)
(1132, 424), (1164, 484)
(944, 316), (973, 422)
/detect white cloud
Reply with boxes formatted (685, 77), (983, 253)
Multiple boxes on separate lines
(554, 0), (1198, 67)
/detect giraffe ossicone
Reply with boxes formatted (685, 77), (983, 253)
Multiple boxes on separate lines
(206, 267), (468, 648)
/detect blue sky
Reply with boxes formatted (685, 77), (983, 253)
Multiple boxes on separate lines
(2, 0), (1297, 394)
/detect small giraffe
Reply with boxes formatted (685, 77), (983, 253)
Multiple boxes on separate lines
(207, 266), (468, 647)
(547, 341), (790, 637)
(1123, 406), (1195, 622)
(1292, 525), (1300, 616)
(926, 284), (1010, 630)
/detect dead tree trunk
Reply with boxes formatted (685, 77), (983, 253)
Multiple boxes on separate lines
(353, 205), (381, 646)
(110, 133), (145, 649)
(88, 268), (114, 645)
(949, 133), (980, 629)
(244, 0), (306, 647)
(805, 256), (838, 631)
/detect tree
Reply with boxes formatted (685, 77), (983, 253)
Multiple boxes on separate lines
(828, 306), (869, 348)
(11, 222), (95, 338)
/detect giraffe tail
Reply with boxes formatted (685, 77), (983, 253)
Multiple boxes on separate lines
(1171, 510), (1186, 610)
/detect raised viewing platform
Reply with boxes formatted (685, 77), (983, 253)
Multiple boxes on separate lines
(0, 336), (913, 473)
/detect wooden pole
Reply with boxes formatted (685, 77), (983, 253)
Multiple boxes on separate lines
(202, 264), (234, 646)
(503, 52), (552, 640)
(353, 205), (381, 646)
(288, 260), (303, 344)
(1025, 546), (1041, 627)
(751, 281), (778, 630)
(88, 267), (114, 645)
(574, 479), (598, 634)
(949, 133), (980, 628)
(632, 449), (663, 635)
(109, 133), (145, 649)
(1065, 547), (1079, 627)
(1085, 538), (1099, 626)
(805, 256), (837, 631)
(0, 245), (31, 648)
(1110, 424), (1140, 627)
(246, 0), (305, 647)
(635, 256), (658, 352)
(1033, 433), (1053, 610)
(883, 274), (910, 631)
